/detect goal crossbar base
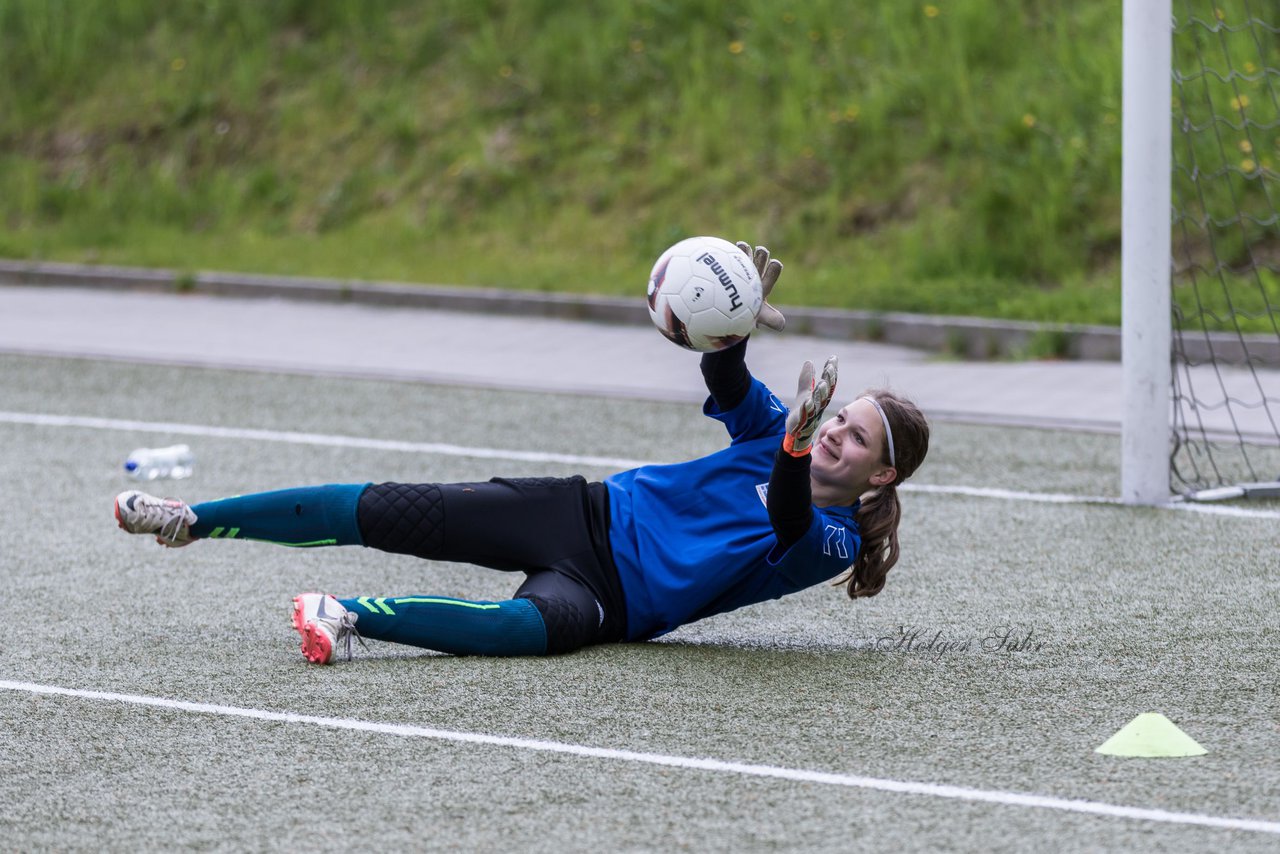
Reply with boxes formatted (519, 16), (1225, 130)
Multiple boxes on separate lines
(1179, 482), (1280, 503)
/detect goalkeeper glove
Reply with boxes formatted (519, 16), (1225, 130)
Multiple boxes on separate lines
(736, 241), (786, 332)
(782, 355), (838, 457)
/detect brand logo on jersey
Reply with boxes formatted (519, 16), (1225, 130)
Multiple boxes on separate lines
(756, 482), (769, 507)
(823, 525), (849, 559)
(768, 395), (784, 413)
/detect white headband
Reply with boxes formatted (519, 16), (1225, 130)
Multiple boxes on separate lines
(859, 396), (896, 468)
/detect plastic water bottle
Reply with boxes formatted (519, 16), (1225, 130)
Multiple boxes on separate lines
(123, 444), (196, 481)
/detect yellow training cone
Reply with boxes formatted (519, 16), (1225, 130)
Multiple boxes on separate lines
(1095, 713), (1207, 757)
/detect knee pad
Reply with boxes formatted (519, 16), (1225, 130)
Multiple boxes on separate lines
(357, 482), (445, 557)
(518, 593), (598, 655)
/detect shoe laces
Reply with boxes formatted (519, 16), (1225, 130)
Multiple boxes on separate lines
(131, 494), (190, 544)
(334, 611), (368, 662)
(156, 508), (190, 545)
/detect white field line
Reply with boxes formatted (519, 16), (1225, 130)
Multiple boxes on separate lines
(3, 410), (1278, 520)
(0, 410), (651, 471)
(2, 679), (1278, 837)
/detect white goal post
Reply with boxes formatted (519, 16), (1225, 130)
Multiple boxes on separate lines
(1122, 0), (1173, 505)
(1122, 0), (1280, 505)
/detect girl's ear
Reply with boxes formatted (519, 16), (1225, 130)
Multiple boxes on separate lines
(871, 467), (897, 487)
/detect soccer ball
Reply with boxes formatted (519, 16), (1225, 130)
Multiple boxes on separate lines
(646, 236), (764, 352)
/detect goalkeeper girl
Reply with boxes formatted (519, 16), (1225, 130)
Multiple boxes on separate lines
(113, 244), (930, 664)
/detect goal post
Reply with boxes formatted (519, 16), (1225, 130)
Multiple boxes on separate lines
(1122, 0), (1173, 505)
(1124, 0), (1280, 505)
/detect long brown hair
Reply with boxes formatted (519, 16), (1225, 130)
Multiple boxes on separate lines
(838, 389), (929, 599)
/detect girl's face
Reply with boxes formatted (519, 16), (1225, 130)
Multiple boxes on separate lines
(810, 398), (897, 500)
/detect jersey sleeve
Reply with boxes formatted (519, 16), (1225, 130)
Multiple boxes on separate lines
(702, 376), (788, 444)
(765, 507), (861, 588)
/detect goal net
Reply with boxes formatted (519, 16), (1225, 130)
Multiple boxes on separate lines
(1126, 0), (1280, 503)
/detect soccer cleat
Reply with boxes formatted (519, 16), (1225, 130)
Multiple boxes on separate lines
(291, 593), (361, 665)
(114, 490), (198, 547)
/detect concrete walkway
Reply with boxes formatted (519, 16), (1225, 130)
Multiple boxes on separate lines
(1, 282), (1274, 437)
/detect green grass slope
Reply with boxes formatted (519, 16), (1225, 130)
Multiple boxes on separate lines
(0, 1), (1275, 327)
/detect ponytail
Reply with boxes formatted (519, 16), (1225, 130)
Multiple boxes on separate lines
(840, 483), (901, 598)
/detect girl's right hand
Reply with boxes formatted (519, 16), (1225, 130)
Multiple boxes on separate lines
(736, 241), (787, 332)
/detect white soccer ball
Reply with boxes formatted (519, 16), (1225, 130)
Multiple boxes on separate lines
(646, 236), (764, 352)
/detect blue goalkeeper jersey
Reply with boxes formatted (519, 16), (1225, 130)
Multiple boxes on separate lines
(604, 377), (862, 641)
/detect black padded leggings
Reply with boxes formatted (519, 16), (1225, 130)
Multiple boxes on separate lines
(355, 477), (627, 652)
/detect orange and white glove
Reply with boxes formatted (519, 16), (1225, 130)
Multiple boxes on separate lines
(736, 241), (786, 332)
(782, 356), (838, 456)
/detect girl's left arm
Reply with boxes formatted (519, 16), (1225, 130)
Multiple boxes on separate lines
(766, 356), (838, 549)
(700, 337), (753, 412)
(766, 447), (813, 550)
